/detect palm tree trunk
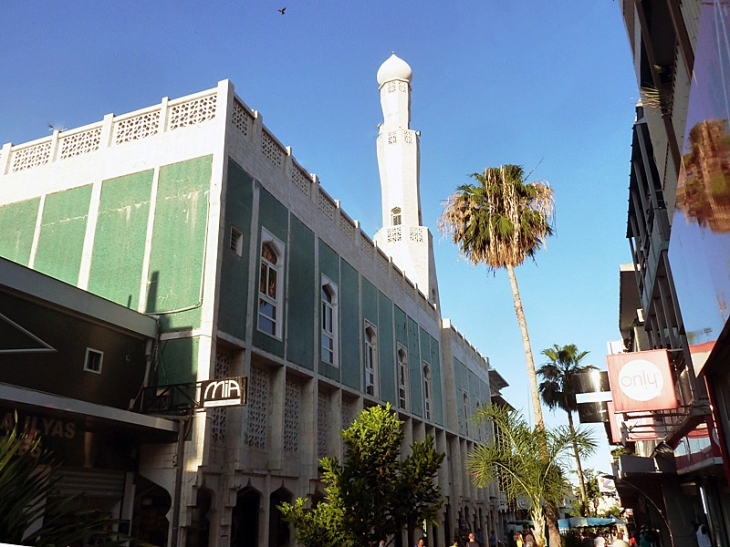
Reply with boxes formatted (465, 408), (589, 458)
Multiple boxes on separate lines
(505, 264), (544, 430)
(544, 505), (562, 547)
(567, 411), (588, 515)
(506, 265), (557, 545)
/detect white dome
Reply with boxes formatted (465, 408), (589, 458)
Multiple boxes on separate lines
(377, 53), (412, 86)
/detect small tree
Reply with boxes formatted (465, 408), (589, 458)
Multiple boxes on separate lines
(467, 405), (596, 547)
(280, 404), (444, 547)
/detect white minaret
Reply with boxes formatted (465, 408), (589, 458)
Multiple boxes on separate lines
(373, 53), (440, 309)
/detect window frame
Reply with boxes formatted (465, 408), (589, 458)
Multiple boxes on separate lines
(423, 363), (432, 420)
(364, 322), (377, 396)
(391, 207), (402, 226)
(397, 345), (408, 409)
(84, 347), (103, 374)
(230, 225), (243, 256)
(257, 229), (285, 339)
(320, 276), (338, 366)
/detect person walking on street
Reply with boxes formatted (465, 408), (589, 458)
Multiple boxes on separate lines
(467, 533), (480, 547)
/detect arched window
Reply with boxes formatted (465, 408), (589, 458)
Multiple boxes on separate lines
(397, 347), (408, 409)
(391, 207), (402, 226)
(258, 232), (284, 338)
(321, 278), (338, 365)
(364, 324), (377, 396)
(423, 364), (432, 420)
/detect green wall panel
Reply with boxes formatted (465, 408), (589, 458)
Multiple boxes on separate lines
(394, 306), (407, 348)
(35, 185), (92, 285)
(420, 329), (443, 424)
(454, 358), (467, 435)
(318, 240), (339, 282)
(146, 156), (212, 330)
(407, 316), (422, 418)
(218, 160), (254, 340)
(480, 380), (489, 406)
(468, 369), (479, 416)
(252, 187), (288, 357)
(0, 198), (39, 266)
(340, 259), (360, 389)
(393, 306), (409, 409)
(454, 357), (467, 391)
(285, 214), (315, 369)
(317, 240), (339, 379)
(88, 170), (153, 309)
(377, 291), (396, 405)
(156, 337), (199, 407)
(429, 336), (444, 425)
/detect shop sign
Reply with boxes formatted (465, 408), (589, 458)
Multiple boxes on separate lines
(200, 376), (247, 408)
(0, 410), (77, 439)
(606, 350), (678, 412)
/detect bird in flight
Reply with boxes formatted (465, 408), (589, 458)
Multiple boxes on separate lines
(279, 7), (286, 14)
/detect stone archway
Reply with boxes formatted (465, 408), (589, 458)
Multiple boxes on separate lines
(231, 487), (260, 547)
(268, 487), (292, 547)
(186, 488), (212, 547)
(133, 475), (172, 547)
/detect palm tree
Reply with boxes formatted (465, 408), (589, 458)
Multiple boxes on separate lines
(440, 164), (554, 430)
(0, 422), (127, 547)
(538, 344), (597, 516)
(468, 405), (596, 547)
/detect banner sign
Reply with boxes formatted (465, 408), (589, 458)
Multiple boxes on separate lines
(201, 377), (247, 408)
(606, 350), (678, 412)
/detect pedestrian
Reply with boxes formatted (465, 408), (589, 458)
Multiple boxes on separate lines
(514, 532), (523, 547)
(451, 538), (460, 547)
(489, 530), (498, 547)
(696, 524), (712, 547)
(467, 533), (480, 547)
(523, 528), (535, 547)
(638, 528), (651, 547)
(415, 537), (427, 547)
(595, 532), (606, 547)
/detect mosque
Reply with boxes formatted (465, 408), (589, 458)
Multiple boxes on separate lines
(0, 54), (514, 547)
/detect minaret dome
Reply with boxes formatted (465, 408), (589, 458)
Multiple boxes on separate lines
(376, 53), (412, 87)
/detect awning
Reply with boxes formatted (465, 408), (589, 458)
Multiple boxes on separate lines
(0, 382), (178, 441)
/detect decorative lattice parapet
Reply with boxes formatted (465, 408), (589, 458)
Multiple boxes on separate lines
(318, 188), (336, 221)
(339, 212), (355, 240)
(232, 98), (254, 137)
(360, 232), (374, 256)
(113, 109), (161, 145)
(3, 85), (224, 175)
(262, 129), (285, 168)
(59, 126), (102, 160)
(283, 378), (301, 453)
(376, 248), (390, 272)
(10, 140), (52, 172)
(168, 93), (217, 130)
(291, 165), (311, 197)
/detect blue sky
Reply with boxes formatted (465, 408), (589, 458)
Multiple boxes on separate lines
(1, 1), (638, 475)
